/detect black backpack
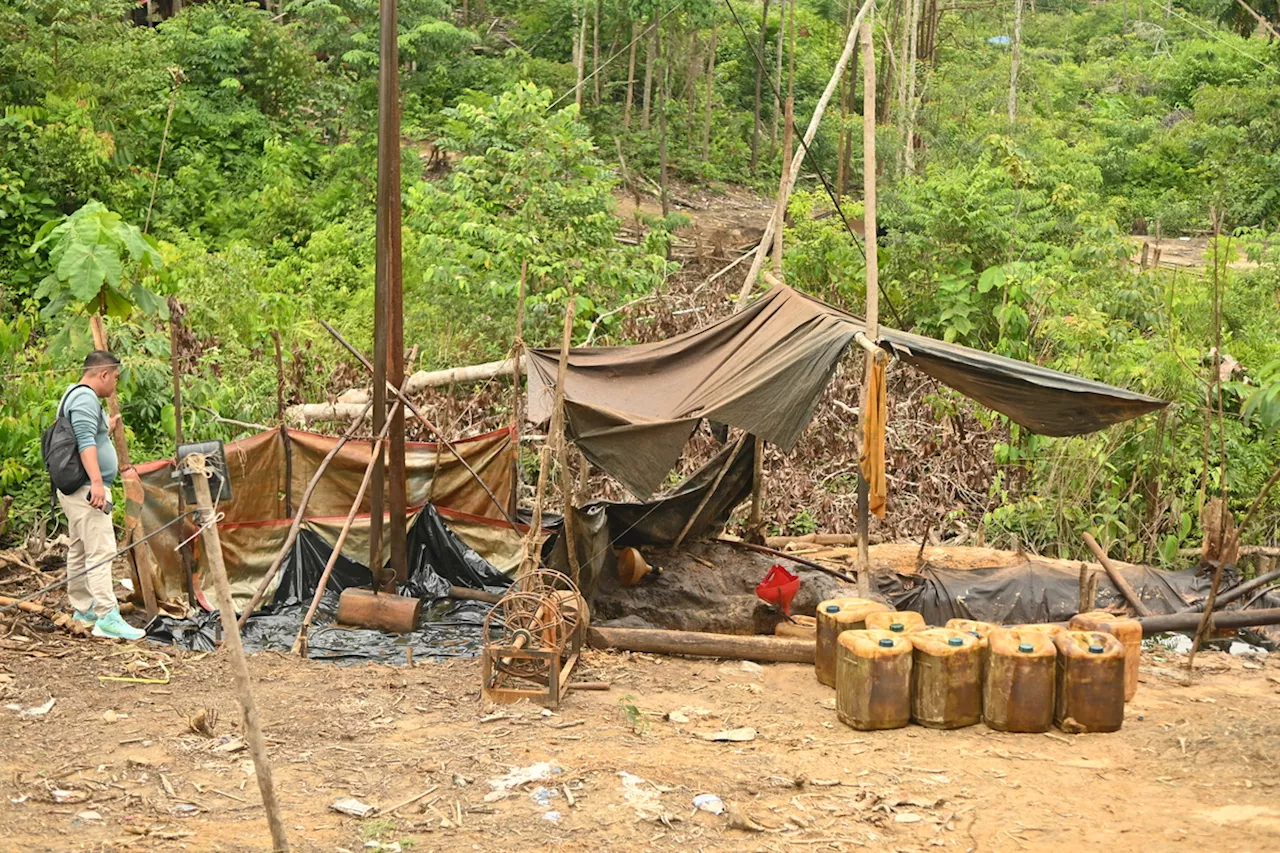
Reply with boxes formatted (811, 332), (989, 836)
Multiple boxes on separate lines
(41, 384), (94, 495)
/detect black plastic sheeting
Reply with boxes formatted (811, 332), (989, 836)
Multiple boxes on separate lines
(876, 560), (1226, 625)
(145, 504), (510, 663)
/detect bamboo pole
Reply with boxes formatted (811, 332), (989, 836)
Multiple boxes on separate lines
(187, 458), (290, 853)
(292, 396), (404, 656)
(738, 0), (874, 307)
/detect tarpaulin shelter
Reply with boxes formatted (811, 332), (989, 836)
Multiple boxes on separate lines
(527, 285), (1167, 498)
(123, 426), (529, 612)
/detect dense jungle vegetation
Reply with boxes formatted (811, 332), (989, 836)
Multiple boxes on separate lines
(1, 0), (1278, 565)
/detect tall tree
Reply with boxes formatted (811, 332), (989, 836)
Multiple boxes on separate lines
(750, 0), (772, 175)
(624, 18), (639, 128)
(1008, 0), (1023, 123)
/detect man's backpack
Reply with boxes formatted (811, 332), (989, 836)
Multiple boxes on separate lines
(41, 384), (94, 495)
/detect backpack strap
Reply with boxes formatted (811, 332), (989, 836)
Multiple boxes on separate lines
(58, 383), (96, 420)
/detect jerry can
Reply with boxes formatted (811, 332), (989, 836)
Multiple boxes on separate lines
(1069, 611), (1141, 701)
(836, 629), (913, 730)
(865, 610), (927, 634)
(909, 628), (983, 728)
(1054, 630), (1125, 733)
(983, 628), (1056, 733)
(815, 598), (891, 687)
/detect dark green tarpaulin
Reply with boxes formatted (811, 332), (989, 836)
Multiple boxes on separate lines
(529, 285), (1166, 497)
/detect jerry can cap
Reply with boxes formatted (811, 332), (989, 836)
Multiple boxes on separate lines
(878, 638), (895, 648)
(947, 636), (964, 647)
(825, 604), (841, 613)
(1088, 644), (1105, 654)
(1018, 642), (1034, 653)
(890, 623), (905, 632)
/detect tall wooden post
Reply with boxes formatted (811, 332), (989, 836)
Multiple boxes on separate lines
(1009, 0), (1023, 123)
(88, 315), (130, 469)
(372, 0), (407, 586)
(856, 7), (879, 598)
(188, 460), (289, 853)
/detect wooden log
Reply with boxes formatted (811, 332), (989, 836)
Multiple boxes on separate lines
(765, 533), (859, 548)
(0, 596), (91, 637)
(447, 585), (503, 604)
(588, 626), (815, 663)
(187, 458), (290, 852)
(89, 315), (130, 468)
(1137, 607), (1280, 637)
(1082, 532), (1153, 617)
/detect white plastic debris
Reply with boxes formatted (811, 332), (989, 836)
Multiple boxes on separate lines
(488, 762), (558, 793)
(75, 811), (103, 822)
(618, 772), (662, 821)
(740, 661), (764, 675)
(330, 797), (377, 818)
(542, 811), (561, 823)
(692, 793), (725, 815)
(530, 787), (560, 808)
(11, 698), (56, 717)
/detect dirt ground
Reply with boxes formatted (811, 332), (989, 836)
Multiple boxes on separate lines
(2, 631), (1279, 853)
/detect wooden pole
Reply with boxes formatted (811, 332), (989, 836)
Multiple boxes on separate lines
(715, 537), (859, 584)
(589, 625), (815, 663)
(747, 437), (765, 542)
(1136, 607), (1280, 636)
(187, 458), (289, 852)
(511, 261), (527, 518)
(167, 307), (189, 616)
(855, 6), (878, 599)
(271, 329), (285, 423)
(381, 0), (408, 588)
(1082, 532), (1153, 617)
(738, 0), (874, 307)
(88, 315), (130, 468)
(673, 434), (747, 551)
(904, 0), (921, 172)
(554, 298), (581, 584)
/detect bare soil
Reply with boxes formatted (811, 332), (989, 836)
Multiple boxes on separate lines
(3, 631), (1278, 853)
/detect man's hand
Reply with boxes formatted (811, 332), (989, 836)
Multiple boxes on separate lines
(108, 413), (122, 433)
(88, 480), (107, 510)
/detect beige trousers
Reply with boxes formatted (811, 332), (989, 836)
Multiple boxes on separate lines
(58, 484), (118, 617)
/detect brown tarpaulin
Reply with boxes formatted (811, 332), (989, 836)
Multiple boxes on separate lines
(528, 285), (1167, 497)
(123, 427), (521, 608)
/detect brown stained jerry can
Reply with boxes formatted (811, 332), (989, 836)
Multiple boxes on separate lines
(946, 618), (1001, 641)
(866, 611), (927, 634)
(1069, 611), (1141, 701)
(983, 629), (1056, 733)
(1013, 623), (1067, 640)
(775, 614), (817, 640)
(1054, 630), (1125, 733)
(909, 628), (983, 729)
(836, 629), (913, 730)
(815, 597), (892, 687)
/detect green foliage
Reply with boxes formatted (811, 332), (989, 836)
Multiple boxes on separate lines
(30, 201), (165, 322)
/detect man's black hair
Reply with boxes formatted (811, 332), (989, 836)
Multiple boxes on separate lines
(83, 350), (121, 371)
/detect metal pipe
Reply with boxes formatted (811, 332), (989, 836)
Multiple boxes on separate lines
(1137, 607), (1280, 636)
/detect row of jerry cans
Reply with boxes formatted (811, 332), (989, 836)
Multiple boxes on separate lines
(812, 598), (1141, 733)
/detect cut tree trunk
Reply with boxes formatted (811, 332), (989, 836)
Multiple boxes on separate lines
(624, 20), (638, 128)
(589, 625), (816, 663)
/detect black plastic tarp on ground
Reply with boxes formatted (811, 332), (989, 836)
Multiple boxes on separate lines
(145, 504), (510, 662)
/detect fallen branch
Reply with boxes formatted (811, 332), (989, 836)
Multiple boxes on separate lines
(1082, 532), (1153, 617)
(0, 596), (91, 637)
(715, 537), (858, 584)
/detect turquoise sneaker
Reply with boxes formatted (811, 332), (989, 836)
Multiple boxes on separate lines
(92, 607), (145, 641)
(73, 609), (98, 625)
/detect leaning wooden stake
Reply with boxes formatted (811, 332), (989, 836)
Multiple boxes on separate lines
(553, 298), (582, 583)
(236, 396), (376, 629)
(673, 434), (748, 551)
(187, 456), (289, 853)
(738, 0), (874, 306)
(1082, 532), (1153, 617)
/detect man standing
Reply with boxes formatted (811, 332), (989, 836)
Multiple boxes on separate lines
(56, 350), (144, 640)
